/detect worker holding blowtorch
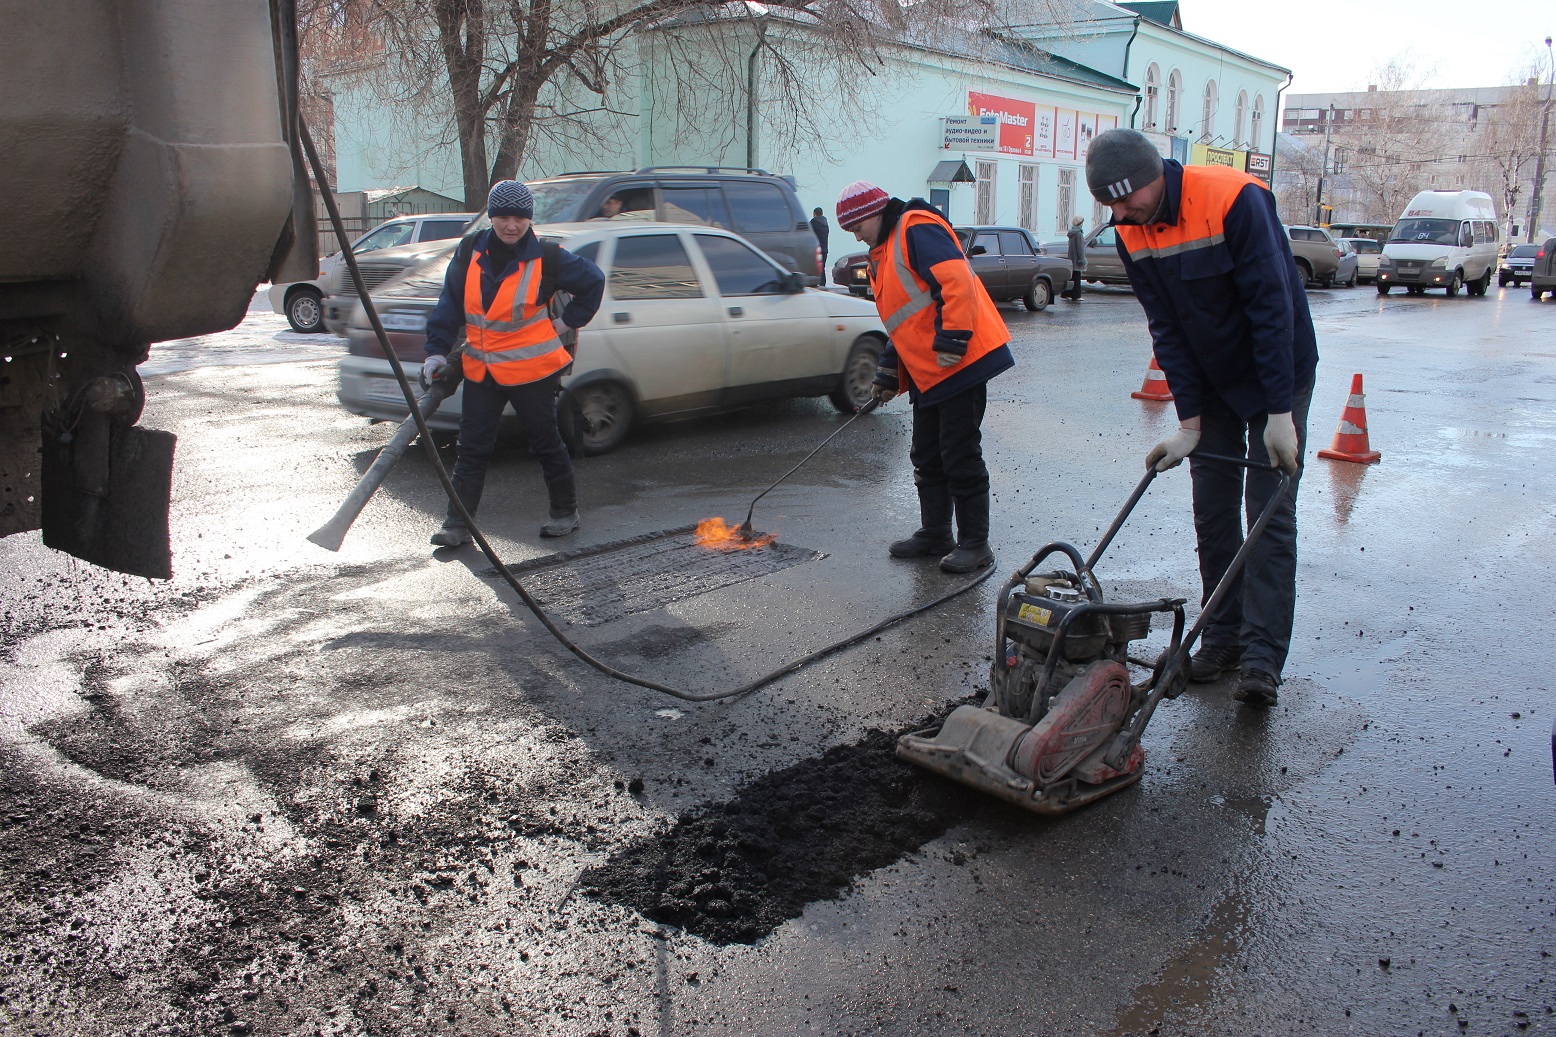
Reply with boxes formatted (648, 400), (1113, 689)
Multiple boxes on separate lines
(420, 180), (604, 548)
(1085, 128), (1317, 709)
(837, 181), (1014, 575)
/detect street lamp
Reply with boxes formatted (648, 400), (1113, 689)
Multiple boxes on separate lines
(1527, 36), (1553, 244)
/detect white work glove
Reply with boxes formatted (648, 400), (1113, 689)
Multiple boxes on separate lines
(419, 353), (448, 390)
(1146, 427), (1201, 472)
(935, 351), (960, 369)
(1263, 411), (1299, 475)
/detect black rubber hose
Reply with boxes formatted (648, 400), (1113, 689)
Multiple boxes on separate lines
(299, 120), (995, 701)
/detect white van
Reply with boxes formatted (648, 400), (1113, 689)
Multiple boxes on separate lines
(1376, 190), (1500, 297)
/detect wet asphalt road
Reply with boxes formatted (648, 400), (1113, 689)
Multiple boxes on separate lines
(2, 283), (1554, 1036)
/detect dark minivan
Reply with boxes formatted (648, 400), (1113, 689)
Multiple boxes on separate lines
(526, 167), (822, 284)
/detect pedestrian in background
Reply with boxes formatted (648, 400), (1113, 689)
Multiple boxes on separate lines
(1085, 128), (1317, 708)
(810, 207), (830, 285)
(836, 180), (1013, 574)
(421, 180), (605, 548)
(1064, 214), (1087, 300)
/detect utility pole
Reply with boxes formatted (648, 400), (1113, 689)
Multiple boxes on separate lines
(1528, 37), (1553, 244)
(1314, 102), (1335, 226)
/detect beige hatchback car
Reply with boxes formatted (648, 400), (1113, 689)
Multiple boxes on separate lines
(336, 221), (887, 454)
(1284, 225), (1345, 287)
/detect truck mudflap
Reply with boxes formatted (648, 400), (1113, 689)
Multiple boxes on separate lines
(39, 371), (175, 580)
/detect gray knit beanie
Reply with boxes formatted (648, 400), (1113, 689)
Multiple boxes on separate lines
(487, 180), (534, 218)
(1085, 129), (1164, 202)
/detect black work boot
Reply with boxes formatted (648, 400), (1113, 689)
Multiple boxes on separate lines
(940, 491), (994, 573)
(1189, 643), (1243, 682)
(1233, 667), (1280, 708)
(889, 484), (955, 558)
(430, 476), (483, 548)
(540, 472), (580, 538)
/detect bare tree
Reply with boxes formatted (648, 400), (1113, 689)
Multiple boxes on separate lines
(1471, 68), (1548, 239)
(351, 0), (1074, 208)
(1326, 59), (1454, 223)
(1273, 134), (1323, 224)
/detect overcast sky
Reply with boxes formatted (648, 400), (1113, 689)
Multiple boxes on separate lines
(1174, 0), (1553, 97)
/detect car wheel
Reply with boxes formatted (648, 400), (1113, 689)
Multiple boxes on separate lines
(1022, 278), (1051, 311)
(1499, 274), (1510, 287)
(1444, 271), (1461, 297)
(1377, 283), (1391, 295)
(1294, 259), (1312, 286)
(1535, 286), (1546, 301)
(1344, 269), (1357, 288)
(1319, 273), (1334, 288)
(829, 336), (882, 413)
(571, 382), (634, 455)
(285, 288), (324, 333)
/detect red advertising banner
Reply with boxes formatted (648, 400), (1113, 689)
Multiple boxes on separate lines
(968, 91), (1036, 156)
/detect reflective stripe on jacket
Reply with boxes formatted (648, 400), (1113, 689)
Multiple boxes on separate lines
(461, 248), (570, 386)
(868, 207), (1008, 396)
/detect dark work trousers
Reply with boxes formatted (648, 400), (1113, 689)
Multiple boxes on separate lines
(908, 381), (990, 500)
(819, 250), (828, 285)
(1066, 270), (1083, 298)
(451, 373), (572, 489)
(1188, 379), (1313, 679)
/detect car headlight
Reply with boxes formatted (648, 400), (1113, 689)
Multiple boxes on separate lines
(1377, 255), (1394, 266)
(1428, 257), (1447, 269)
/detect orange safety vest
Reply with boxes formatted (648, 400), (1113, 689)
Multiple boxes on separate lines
(461, 248), (570, 386)
(1113, 163), (1260, 263)
(867, 208), (1008, 394)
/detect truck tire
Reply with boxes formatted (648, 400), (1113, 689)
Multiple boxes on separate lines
(1294, 258), (1312, 286)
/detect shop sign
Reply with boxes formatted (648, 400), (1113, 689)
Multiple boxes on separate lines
(942, 115), (999, 151)
(968, 91), (1036, 155)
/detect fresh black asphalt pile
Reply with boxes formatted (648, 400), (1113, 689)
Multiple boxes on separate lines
(580, 718), (986, 945)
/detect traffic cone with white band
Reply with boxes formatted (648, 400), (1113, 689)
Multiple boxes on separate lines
(1130, 356), (1174, 401)
(1316, 373), (1382, 464)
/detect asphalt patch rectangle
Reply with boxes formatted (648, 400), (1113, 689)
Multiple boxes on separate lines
(487, 525), (823, 627)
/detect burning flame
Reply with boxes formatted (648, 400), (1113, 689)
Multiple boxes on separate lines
(695, 517), (775, 550)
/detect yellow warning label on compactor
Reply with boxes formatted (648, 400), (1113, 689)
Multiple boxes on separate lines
(1017, 602), (1053, 626)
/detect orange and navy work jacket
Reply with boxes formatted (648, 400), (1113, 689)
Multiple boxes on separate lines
(1115, 161), (1318, 421)
(866, 201), (1012, 405)
(424, 228), (604, 386)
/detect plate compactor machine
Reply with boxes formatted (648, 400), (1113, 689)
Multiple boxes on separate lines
(897, 456), (1289, 816)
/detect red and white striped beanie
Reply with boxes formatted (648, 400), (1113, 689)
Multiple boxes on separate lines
(836, 181), (889, 229)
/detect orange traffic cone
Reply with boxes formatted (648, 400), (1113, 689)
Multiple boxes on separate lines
(1316, 373), (1382, 464)
(1130, 356), (1173, 401)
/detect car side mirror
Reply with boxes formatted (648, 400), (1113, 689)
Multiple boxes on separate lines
(783, 271), (805, 293)
(967, 245), (988, 256)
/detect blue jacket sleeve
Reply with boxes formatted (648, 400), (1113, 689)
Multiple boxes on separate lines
(555, 248), (605, 329)
(1119, 239), (1204, 420)
(1223, 184), (1298, 414)
(424, 239), (472, 359)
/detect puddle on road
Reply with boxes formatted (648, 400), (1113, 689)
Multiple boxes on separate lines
(579, 723), (984, 945)
(485, 525), (822, 627)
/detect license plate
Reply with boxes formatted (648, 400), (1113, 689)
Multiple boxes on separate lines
(365, 380), (411, 405)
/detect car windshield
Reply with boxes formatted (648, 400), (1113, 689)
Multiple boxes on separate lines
(1509, 245), (1539, 257)
(527, 180), (600, 224)
(1348, 239), (1381, 253)
(1389, 218), (1459, 245)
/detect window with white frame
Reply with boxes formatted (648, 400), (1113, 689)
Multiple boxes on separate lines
(1143, 64), (1160, 130)
(1018, 165), (1039, 232)
(1092, 198), (1107, 233)
(1251, 95), (1265, 150)
(975, 161), (996, 224)
(1201, 80), (1218, 142)
(1166, 69), (1182, 134)
(1233, 90), (1247, 146)
(1056, 168), (1075, 234)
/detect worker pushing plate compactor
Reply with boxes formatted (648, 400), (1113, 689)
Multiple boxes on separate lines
(897, 456), (1289, 816)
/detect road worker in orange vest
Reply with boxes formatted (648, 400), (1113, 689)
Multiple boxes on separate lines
(837, 181), (1014, 574)
(421, 180), (604, 547)
(1087, 128), (1318, 709)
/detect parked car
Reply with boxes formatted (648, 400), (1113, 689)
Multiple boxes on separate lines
(336, 222), (887, 454)
(1285, 225), (1344, 287)
(524, 167), (822, 284)
(1330, 237), (1360, 288)
(1530, 238), (1556, 301)
(1340, 237), (1383, 284)
(1499, 243), (1540, 287)
(831, 225), (1071, 311)
(270, 212), (474, 333)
